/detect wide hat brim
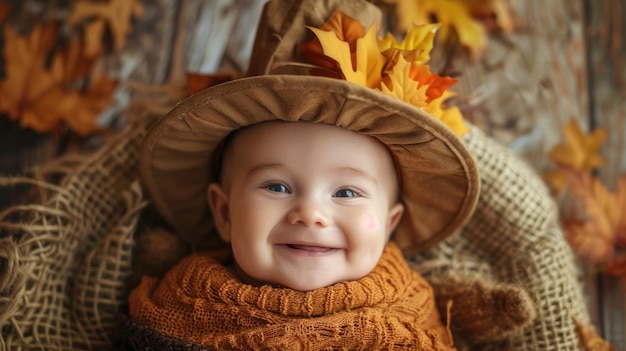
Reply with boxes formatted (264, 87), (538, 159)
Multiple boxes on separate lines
(140, 75), (480, 255)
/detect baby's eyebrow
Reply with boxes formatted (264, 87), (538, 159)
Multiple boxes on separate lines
(246, 163), (287, 176)
(334, 167), (378, 184)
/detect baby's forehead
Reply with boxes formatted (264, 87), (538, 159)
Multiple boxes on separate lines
(218, 121), (401, 192)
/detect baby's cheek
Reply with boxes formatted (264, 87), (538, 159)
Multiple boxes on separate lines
(364, 214), (377, 230)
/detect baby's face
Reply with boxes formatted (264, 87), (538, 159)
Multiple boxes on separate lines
(208, 121), (404, 291)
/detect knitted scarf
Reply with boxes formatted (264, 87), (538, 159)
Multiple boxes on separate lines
(128, 242), (456, 350)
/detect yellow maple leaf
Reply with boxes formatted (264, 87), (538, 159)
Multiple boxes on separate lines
(548, 119), (606, 172)
(308, 25), (385, 88)
(299, 9), (366, 75)
(378, 23), (439, 65)
(379, 57), (429, 108)
(422, 91), (469, 136)
(384, 0), (486, 59)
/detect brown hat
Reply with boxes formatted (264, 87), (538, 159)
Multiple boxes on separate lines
(139, 0), (480, 255)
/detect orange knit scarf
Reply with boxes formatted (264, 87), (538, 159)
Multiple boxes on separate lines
(129, 242), (456, 350)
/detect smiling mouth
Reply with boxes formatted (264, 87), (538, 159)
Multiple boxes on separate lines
(285, 244), (335, 252)
(278, 244), (340, 256)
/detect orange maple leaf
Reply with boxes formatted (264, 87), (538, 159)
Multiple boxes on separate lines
(68, 0), (143, 52)
(574, 319), (615, 351)
(409, 64), (457, 102)
(0, 22), (116, 135)
(548, 119), (606, 172)
(560, 169), (622, 265)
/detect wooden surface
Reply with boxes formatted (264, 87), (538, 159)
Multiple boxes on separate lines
(585, 0), (626, 348)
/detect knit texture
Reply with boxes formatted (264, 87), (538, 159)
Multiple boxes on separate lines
(128, 242), (456, 351)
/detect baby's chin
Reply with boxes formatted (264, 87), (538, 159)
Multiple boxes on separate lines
(271, 272), (371, 291)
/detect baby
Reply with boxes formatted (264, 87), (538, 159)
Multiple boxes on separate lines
(207, 121), (404, 292)
(121, 0), (480, 350)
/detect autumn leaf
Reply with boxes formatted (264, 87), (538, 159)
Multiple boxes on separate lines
(548, 119), (606, 172)
(574, 319), (615, 351)
(379, 56), (429, 108)
(60, 20), (106, 83)
(383, 0), (486, 59)
(560, 169), (621, 265)
(382, 0), (513, 59)
(300, 10), (367, 74)
(68, 0), (143, 51)
(300, 9), (468, 137)
(0, 22), (116, 135)
(409, 64), (457, 102)
(378, 23), (439, 65)
(422, 91), (468, 136)
(308, 25), (385, 88)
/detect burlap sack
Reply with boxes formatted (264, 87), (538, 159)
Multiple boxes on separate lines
(0, 122), (589, 350)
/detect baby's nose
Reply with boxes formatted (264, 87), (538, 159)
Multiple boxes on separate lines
(286, 199), (331, 227)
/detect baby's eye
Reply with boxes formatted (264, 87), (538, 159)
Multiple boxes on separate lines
(334, 188), (359, 198)
(266, 183), (290, 194)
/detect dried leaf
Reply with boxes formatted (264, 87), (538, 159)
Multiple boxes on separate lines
(543, 169), (566, 192)
(574, 319), (615, 351)
(561, 169), (620, 265)
(68, 0), (143, 51)
(563, 219), (615, 266)
(548, 119), (606, 172)
(0, 22), (116, 135)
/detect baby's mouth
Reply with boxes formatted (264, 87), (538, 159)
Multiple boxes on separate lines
(285, 244), (335, 252)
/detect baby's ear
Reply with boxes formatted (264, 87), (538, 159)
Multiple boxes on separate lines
(385, 202), (404, 240)
(207, 183), (232, 242)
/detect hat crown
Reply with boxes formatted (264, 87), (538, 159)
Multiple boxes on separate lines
(247, 0), (382, 77)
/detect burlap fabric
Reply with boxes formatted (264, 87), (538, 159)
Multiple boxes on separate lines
(0, 122), (588, 350)
(0, 125), (146, 351)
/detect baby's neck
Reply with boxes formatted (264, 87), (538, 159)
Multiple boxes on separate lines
(230, 262), (277, 288)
